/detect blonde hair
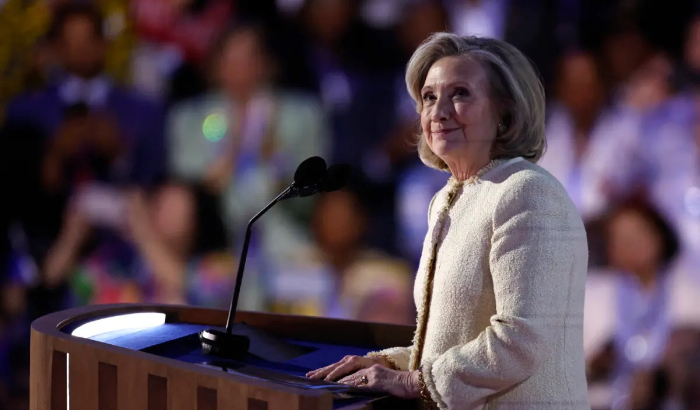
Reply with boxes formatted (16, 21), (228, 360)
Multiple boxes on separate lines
(406, 33), (546, 170)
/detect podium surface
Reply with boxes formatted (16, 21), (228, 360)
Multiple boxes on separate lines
(30, 304), (416, 410)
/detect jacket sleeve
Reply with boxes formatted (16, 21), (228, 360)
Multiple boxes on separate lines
(421, 174), (587, 409)
(365, 346), (413, 371)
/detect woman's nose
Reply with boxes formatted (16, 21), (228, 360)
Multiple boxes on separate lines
(430, 97), (452, 122)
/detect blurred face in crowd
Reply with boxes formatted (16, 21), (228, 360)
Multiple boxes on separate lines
(150, 184), (196, 252)
(357, 289), (413, 325)
(607, 209), (663, 277)
(684, 17), (700, 72)
(556, 52), (605, 125)
(602, 30), (651, 85)
(304, 0), (355, 46)
(314, 191), (365, 253)
(56, 14), (105, 78)
(218, 28), (268, 99)
(398, 2), (447, 52)
(420, 56), (499, 166)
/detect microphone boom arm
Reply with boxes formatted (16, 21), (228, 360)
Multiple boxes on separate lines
(224, 186), (291, 333)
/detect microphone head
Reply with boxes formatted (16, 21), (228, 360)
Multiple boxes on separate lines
(320, 164), (351, 192)
(293, 156), (327, 187)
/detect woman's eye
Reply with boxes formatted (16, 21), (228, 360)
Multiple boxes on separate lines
(422, 92), (436, 102)
(454, 88), (469, 97)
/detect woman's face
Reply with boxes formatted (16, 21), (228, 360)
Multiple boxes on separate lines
(420, 56), (499, 164)
(150, 185), (196, 249)
(314, 191), (364, 252)
(218, 30), (266, 96)
(608, 210), (663, 274)
(556, 53), (605, 122)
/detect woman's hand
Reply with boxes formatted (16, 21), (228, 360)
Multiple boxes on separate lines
(43, 204), (91, 287)
(88, 114), (122, 162)
(306, 355), (390, 381)
(122, 189), (152, 243)
(338, 366), (421, 399)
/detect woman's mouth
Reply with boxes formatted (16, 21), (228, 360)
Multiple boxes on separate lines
(432, 128), (460, 137)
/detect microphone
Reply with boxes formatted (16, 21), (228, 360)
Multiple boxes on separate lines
(281, 163), (351, 200)
(278, 156), (327, 200)
(319, 163), (351, 193)
(291, 156), (327, 187)
(199, 157), (345, 359)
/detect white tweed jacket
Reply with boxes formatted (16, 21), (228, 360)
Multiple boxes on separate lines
(369, 157), (590, 410)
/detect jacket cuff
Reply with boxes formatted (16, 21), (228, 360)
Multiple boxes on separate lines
(364, 347), (410, 371)
(365, 352), (399, 370)
(422, 359), (449, 410)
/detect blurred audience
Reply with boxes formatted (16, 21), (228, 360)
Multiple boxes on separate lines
(540, 51), (641, 222)
(5, 2), (165, 188)
(130, 0), (234, 101)
(2, 1), (700, 409)
(42, 180), (235, 308)
(585, 198), (678, 410)
(616, 13), (700, 326)
(444, 0), (560, 88)
(1, 2), (166, 264)
(268, 190), (414, 324)
(166, 22), (328, 278)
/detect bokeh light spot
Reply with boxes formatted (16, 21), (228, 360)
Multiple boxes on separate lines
(685, 186), (700, 218)
(624, 334), (648, 363)
(202, 113), (228, 142)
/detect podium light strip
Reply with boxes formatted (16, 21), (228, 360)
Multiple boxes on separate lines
(71, 313), (167, 339)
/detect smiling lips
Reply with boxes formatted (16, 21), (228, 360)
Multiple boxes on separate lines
(432, 127), (461, 137)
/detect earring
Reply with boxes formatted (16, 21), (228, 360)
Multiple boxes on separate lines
(498, 123), (507, 134)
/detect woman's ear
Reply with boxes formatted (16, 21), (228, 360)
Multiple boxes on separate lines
(497, 112), (512, 135)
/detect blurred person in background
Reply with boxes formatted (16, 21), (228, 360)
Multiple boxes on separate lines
(125, 181), (235, 308)
(5, 2), (166, 190)
(582, 1), (686, 113)
(656, 327), (700, 410)
(42, 180), (235, 308)
(539, 51), (642, 223)
(267, 189), (413, 325)
(0, 0), (52, 114)
(166, 22), (328, 307)
(613, 9), (700, 326)
(296, 0), (402, 253)
(584, 198), (679, 410)
(0, 2), (166, 267)
(130, 0), (234, 102)
(442, 0), (560, 90)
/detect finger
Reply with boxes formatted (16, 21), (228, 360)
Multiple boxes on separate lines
(339, 371), (371, 388)
(306, 362), (342, 379)
(325, 361), (362, 381)
(338, 372), (362, 385)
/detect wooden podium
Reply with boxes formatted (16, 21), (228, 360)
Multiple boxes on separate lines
(30, 304), (417, 410)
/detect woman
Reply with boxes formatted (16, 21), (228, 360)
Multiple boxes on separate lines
(167, 22), (328, 272)
(122, 181), (237, 308)
(268, 189), (414, 324)
(307, 33), (590, 409)
(42, 180), (237, 308)
(585, 198), (679, 410)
